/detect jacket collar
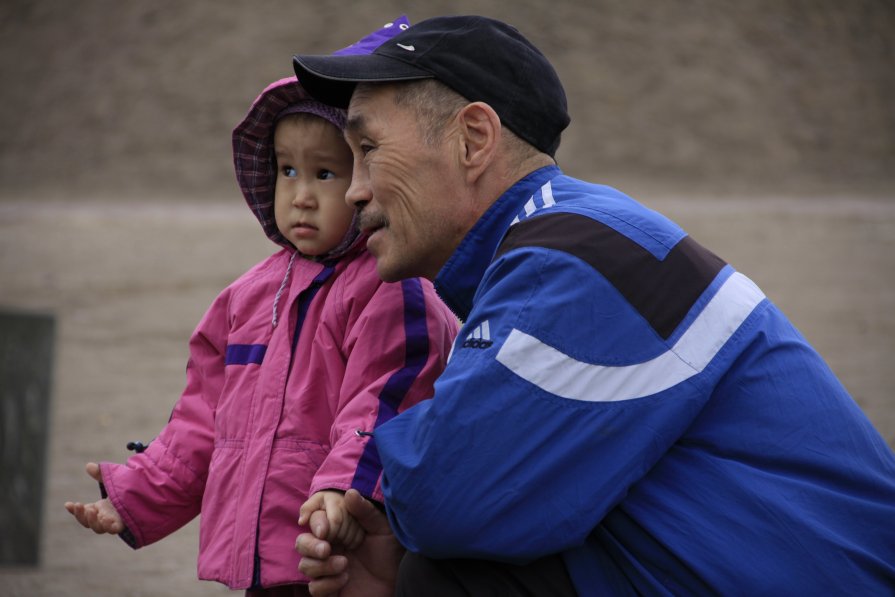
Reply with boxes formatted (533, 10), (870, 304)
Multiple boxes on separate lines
(434, 165), (561, 320)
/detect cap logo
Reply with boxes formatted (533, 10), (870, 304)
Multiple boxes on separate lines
(396, 43), (416, 51)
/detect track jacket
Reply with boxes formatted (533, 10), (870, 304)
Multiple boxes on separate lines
(375, 165), (895, 594)
(98, 241), (457, 589)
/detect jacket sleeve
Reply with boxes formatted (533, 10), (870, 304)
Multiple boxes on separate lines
(308, 274), (457, 504)
(99, 288), (231, 548)
(374, 246), (718, 563)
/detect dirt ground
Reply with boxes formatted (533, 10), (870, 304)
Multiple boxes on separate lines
(1, 1), (893, 595)
(0, 191), (893, 597)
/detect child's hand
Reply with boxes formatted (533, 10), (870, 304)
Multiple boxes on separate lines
(299, 490), (364, 550)
(64, 462), (124, 534)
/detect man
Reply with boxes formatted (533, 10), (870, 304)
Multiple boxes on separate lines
(291, 15), (895, 595)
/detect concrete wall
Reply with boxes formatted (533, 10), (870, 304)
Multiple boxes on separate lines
(1, 0), (893, 199)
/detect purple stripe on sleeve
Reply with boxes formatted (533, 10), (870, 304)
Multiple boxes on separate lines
(225, 344), (267, 366)
(351, 279), (429, 496)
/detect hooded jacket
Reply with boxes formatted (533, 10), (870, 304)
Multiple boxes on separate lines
(100, 239), (456, 588)
(97, 17), (459, 589)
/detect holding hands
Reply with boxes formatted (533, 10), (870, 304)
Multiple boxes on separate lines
(299, 490), (365, 550)
(296, 489), (404, 597)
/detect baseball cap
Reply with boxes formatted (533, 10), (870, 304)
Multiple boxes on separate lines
(292, 15), (570, 156)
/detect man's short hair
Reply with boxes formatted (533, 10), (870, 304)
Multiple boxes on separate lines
(390, 79), (546, 161)
(391, 80), (467, 145)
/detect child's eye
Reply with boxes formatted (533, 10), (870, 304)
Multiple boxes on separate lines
(282, 166), (297, 177)
(317, 169), (336, 180)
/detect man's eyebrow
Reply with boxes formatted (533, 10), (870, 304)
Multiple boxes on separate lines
(345, 114), (366, 135)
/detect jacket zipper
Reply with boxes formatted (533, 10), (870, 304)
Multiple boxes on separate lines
(251, 263), (335, 589)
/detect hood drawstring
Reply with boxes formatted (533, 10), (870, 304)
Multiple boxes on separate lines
(272, 251), (299, 328)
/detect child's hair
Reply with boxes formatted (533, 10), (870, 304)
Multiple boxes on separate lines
(232, 78), (350, 249)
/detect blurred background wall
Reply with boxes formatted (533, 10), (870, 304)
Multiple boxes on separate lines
(1, 0), (893, 201)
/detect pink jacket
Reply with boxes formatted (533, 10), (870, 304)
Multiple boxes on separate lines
(99, 244), (457, 588)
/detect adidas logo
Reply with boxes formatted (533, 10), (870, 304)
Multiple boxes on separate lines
(463, 320), (493, 349)
(510, 180), (556, 226)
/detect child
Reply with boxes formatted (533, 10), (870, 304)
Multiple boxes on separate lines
(65, 16), (458, 595)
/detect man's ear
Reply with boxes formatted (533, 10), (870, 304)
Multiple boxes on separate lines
(457, 102), (500, 182)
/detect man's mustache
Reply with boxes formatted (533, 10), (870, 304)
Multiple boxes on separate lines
(356, 210), (388, 232)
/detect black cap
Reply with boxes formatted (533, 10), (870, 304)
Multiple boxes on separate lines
(293, 15), (570, 157)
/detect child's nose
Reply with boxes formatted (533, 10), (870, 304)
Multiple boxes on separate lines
(291, 183), (316, 208)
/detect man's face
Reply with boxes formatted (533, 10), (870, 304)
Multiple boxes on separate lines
(343, 84), (471, 282)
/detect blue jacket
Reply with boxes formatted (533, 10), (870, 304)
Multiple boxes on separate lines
(375, 166), (895, 595)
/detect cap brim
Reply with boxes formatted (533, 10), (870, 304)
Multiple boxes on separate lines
(293, 54), (432, 109)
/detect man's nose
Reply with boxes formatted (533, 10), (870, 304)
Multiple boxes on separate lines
(345, 166), (372, 208)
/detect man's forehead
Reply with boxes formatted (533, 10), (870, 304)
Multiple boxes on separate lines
(346, 84), (394, 133)
(348, 84), (387, 113)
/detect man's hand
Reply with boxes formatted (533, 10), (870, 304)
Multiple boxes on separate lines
(64, 462), (124, 534)
(296, 489), (404, 597)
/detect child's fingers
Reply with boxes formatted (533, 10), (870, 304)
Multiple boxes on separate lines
(298, 501), (313, 524)
(343, 519), (364, 550)
(89, 505), (106, 534)
(308, 509), (331, 540)
(85, 462), (102, 482)
(331, 509), (362, 548)
(89, 503), (119, 534)
(75, 504), (92, 529)
(67, 499), (120, 533)
(324, 500), (347, 543)
(84, 504), (103, 533)
(298, 493), (324, 526)
(100, 510), (123, 534)
(66, 502), (87, 527)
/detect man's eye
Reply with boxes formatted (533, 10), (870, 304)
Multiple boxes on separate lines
(282, 166), (297, 177)
(359, 144), (374, 156)
(317, 169), (336, 180)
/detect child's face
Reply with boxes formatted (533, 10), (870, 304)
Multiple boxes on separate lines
(273, 114), (355, 256)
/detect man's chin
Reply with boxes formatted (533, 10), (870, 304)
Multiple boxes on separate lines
(370, 252), (408, 283)
(375, 261), (403, 283)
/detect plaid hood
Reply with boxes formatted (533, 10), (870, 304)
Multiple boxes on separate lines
(232, 16), (411, 248)
(232, 77), (323, 247)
